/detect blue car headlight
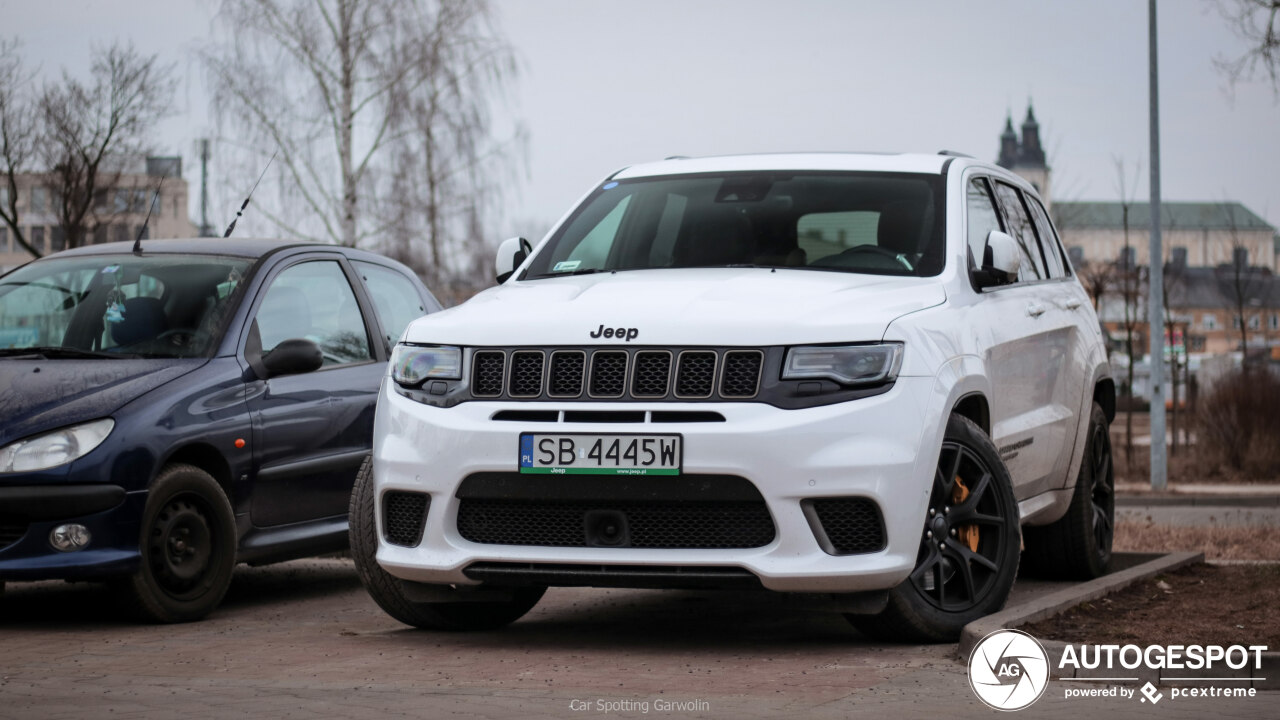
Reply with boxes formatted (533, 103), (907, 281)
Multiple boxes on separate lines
(0, 418), (115, 473)
(391, 344), (462, 386)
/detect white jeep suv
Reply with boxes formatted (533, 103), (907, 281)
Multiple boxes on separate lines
(352, 152), (1115, 641)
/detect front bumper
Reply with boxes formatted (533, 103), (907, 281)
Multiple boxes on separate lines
(0, 484), (143, 580)
(372, 376), (944, 594)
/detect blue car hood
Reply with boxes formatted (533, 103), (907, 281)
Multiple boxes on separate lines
(0, 359), (206, 447)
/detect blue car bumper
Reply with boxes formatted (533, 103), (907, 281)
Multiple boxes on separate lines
(0, 485), (144, 581)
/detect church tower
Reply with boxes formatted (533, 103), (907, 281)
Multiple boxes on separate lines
(995, 103), (1051, 208)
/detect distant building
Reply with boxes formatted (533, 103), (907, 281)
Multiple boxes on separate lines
(1095, 263), (1280, 357)
(0, 155), (197, 272)
(1054, 201), (1277, 274)
(993, 106), (1278, 274)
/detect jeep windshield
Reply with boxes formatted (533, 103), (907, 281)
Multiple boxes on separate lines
(523, 172), (945, 279)
(0, 254), (252, 358)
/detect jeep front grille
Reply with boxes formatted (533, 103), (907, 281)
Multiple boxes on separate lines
(468, 347), (765, 402)
(472, 351), (506, 397)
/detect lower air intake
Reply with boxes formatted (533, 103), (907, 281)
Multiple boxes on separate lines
(382, 491), (430, 547)
(805, 497), (886, 555)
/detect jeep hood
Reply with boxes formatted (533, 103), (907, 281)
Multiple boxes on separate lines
(404, 268), (945, 346)
(0, 359), (204, 447)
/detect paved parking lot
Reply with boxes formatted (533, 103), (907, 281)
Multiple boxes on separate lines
(2, 557), (1275, 719)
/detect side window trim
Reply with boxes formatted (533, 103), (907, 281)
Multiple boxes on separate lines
(964, 174), (1005, 282)
(335, 256), (387, 362)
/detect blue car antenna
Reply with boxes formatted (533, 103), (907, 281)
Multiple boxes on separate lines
(223, 151), (277, 238)
(133, 172), (166, 255)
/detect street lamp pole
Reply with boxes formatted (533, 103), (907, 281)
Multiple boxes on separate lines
(1148, 0), (1168, 490)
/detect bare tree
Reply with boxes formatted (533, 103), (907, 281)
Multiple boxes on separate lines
(39, 43), (176, 251)
(202, 0), (520, 295)
(1214, 0), (1280, 94)
(1113, 157), (1144, 466)
(1076, 258), (1116, 312)
(1159, 208), (1186, 455)
(1219, 202), (1269, 362)
(0, 37), (42, 258)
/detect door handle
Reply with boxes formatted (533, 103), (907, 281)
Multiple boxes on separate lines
(1026, 303), (1046, 318)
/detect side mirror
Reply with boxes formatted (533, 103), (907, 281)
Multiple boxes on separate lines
(262, 338), (323, 377)
(974, 230), (1020, 289)
(495, 236), (532, 284)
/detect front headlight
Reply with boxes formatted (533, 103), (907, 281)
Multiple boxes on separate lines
(782, 343), (903, 386)
(0, 418), (115, 473)
(391, 344), (462, 386)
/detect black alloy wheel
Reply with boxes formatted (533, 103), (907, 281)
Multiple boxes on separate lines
(1087, 417), (1115, 567)
(848, 414), (1020, 642)
(909, 439), (1013, 612)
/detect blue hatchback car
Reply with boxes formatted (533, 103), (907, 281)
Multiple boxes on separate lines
(0, 238), (440, 621)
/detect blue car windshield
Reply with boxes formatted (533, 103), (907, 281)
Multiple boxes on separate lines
(0, 254), (252, 358)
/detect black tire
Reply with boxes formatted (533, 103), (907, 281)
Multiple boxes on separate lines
(1022, 402), (1114, 580)
(349, 458), (544, 630)
(116, 464), (237, 623)
(849, 414), (1021, 642)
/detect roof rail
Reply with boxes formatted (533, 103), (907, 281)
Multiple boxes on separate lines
(663, 155), (691, 161)
(937, 150), (974, 158)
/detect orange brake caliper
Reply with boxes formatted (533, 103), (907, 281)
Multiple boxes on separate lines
(952, 476), (980, 552)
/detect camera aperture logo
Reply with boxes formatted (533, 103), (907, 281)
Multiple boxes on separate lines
(968, 629), (1050, 711)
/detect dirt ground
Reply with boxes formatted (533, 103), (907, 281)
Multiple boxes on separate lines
(1023, 563), (1280, 647)
(1114, 520), (1280, 560)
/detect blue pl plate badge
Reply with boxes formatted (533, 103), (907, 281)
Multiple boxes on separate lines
(520, 434), (534, 468)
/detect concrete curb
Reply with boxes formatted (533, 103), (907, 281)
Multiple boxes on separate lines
(958, 551), (1204, 660)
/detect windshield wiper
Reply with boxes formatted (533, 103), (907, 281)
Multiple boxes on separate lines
(527, 267), (608, 279)
(0, 346), (142, 359)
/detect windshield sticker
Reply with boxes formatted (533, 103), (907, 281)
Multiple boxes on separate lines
(602, 182), (618, 190)
(101, 265), (120, 274)
(552, 260), (582, 273)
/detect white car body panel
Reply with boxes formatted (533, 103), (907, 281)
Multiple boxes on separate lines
(372, 152), (1112, 593)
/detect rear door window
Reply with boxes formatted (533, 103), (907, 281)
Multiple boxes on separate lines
(1026, 196), (1068, 278)
(352, 261), (434, 346)
(992, 182), (1047, 283)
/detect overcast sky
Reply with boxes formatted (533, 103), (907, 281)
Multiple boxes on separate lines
(5, 0), (1279, 238)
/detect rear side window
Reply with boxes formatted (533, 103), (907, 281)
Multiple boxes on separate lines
(1026, 196), (1068, 278)
(353, 261), (431, 345)
(992, 182), (1046, 283)
(966, 177), (1003, 270)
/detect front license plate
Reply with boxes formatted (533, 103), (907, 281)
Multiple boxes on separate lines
(519, 433), (682, 476)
